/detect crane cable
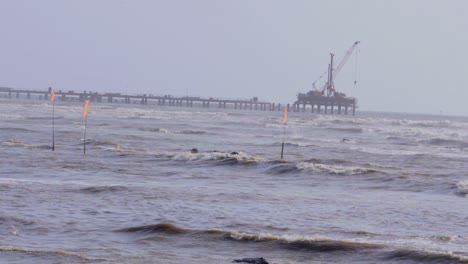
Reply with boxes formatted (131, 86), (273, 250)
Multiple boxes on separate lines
(354, 46), (360, 88)
(312, 71), (327, 91)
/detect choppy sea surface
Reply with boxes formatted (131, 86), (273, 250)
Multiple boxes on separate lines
(1, 99), (468, 264)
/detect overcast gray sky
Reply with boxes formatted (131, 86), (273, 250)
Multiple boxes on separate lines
(0, 0), (467, 115)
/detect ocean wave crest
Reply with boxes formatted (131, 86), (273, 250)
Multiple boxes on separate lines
(170, 151), (267, 165)
(227, 231), (383, 251)
(117, 222), (188, 234)
(0, 245), (115, 262)
(390, 119), (454, 128)
(385, 248), (468, 263)
(296, 162), (381, 175)
(117, 222), (468, 262)
(455, 180), (468, 196)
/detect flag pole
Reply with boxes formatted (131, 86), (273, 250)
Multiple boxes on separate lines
(82, 98), (90, 156)
(52, 98), (55, 151)
(280, 105), (288, 159)
(83, 114), (88, 155)
(50, 88), (56, 151)
(280, 124), (286, 159)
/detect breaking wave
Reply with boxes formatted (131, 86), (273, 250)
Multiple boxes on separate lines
(296, 161), (382, 175)
(390, 119), (454, 128)
(138, 127), (208, 135)
(117, 222), (383, 252)
(168, 151), (267, 165)
(118, 222), (187, 234)
(384, 248), (468, 263)
(226, 231), (382, 252)
(118, 223), (468, 263)
(159, 151), (385, 176)
(80, 139), (130, 152)
(455, 180), (468, 196)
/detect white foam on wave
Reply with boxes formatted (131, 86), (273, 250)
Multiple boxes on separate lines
(228, 231), (383, 249)
(296, 162), (380, 175)
(2, 139), (28, 147)
(172, 151), (267, 163)
(0, 177), (92, 187)
(456, 180), (468, 195)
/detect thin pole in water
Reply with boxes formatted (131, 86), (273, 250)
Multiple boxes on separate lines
(280, 105), (288, 159)
(50, 88), (56, 151)
(280, 125), (286, 159)
(52, 99), (55, 151)
(82, 98), (90, 156)
(83, 115), (88, 155)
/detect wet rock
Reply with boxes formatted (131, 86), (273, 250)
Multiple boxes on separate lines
(232, 257), (269, 264)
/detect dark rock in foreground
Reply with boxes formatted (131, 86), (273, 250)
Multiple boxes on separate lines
(232, 257), (269, 264)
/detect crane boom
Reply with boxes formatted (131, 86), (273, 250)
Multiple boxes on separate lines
(331, 41), (360, 81)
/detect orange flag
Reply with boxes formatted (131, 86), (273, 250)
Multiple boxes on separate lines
(50, 89), (55, 101)
(82, 99), (90, 117)
(283, 106), (288, 124)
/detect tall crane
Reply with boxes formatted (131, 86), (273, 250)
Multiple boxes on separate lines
(319, 41), (360, 96)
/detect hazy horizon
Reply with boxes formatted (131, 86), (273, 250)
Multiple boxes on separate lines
(1, 0), (467, 115)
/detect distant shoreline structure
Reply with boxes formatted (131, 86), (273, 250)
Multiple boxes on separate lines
(0, 86), (356, 115)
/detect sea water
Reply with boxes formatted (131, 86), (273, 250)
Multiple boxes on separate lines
(1, 99), (468, 263)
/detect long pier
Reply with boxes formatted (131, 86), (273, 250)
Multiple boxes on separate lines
(0, 87), (285, 111)
(0, 87), (356, 115)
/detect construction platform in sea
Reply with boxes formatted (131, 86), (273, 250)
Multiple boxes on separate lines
(293, 90), (357, 115)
